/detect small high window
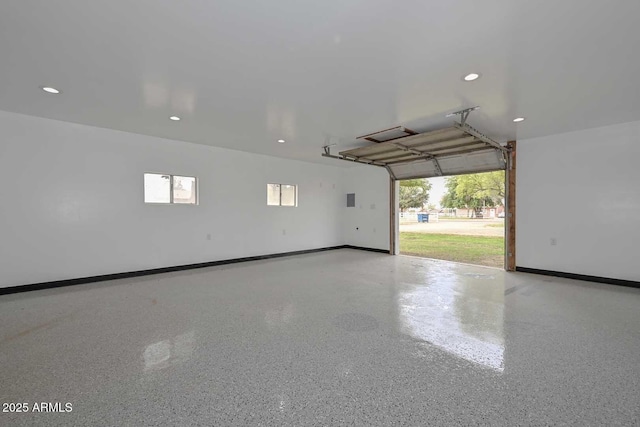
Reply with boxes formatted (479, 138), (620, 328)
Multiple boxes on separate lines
(267, 184), (297, 207)
(144, 173), (198, 204)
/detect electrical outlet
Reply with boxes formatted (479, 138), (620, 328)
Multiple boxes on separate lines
(373, 227), (376, 233)
(370, 203), (376, 210)
(206, 233), (212, 241)
(550, 238), (557, 246)
(282, 229), (286, 236)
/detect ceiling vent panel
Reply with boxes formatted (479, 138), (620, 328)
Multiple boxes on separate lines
(357, 126), (418, 143)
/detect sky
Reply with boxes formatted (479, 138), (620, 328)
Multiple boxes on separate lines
(427, 177), (447, 208)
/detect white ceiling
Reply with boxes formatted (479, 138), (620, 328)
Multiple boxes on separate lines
(1, 0), (639, 166)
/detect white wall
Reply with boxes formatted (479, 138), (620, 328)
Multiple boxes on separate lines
(342, 164), (390, 251)
(517, 120), (640, 282)
(0, 111), (347, 288)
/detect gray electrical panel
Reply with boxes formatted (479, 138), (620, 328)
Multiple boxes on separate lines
(347, 193), (355, 207)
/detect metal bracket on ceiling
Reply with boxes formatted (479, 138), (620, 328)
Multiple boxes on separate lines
(431, 157), (443, 176)
(321, 145), (387, 168)
(455, 122), (508, 152)
(323, 143), (336, 155)
(447, 106), (508, 153)
(446, 106), (480, 127)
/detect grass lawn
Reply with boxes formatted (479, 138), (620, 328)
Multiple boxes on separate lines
(400, 232), (504, 268)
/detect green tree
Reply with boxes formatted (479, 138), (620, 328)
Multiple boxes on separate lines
(441, 176), (465, 209)
(455, 171), (504, 206)
(441, 172), (504, 217)
(399, 179), (431, 212)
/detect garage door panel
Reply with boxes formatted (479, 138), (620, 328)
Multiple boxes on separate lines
(404, 135), (476, 151)
(426, 142), (488, 155)
(439, 150), (505, 176)
(388, 149), (505, 179)
(364, 138), (480, 161)
(335, 123), (507, 179)
(390, 159), (438, 180)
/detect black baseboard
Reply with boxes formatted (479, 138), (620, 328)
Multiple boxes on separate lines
(344, 245), (390, 254)
(0, 245), (389, 296)
(515, 266), (640, 289)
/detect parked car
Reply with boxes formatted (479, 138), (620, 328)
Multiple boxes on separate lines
(497, 212), (505, 218)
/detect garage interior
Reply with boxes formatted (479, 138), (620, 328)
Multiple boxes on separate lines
(1, 1), (639, 425)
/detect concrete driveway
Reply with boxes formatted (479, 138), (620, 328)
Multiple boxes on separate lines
(400, 219), (505, 237)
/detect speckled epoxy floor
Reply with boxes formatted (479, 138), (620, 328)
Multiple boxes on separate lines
(1, 249), (639, 426)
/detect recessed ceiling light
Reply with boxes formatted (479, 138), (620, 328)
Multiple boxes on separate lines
(463, 73), (480, 82)
(169, 116), (181, 121)
(41, 86), (61, 94)
(513, 117), (526, 122)
(278, 139), (285, 143)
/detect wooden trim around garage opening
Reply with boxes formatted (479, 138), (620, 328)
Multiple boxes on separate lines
(390, 177), (396, 255)
(506, 140), (517, 271)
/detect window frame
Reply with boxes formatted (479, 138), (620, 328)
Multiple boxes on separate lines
(144, 173), (199, 205)
(267, 183), (298, 207)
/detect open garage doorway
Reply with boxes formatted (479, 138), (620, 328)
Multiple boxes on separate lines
(327, 118), (516, 269)
(398, 171), (506, 268)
